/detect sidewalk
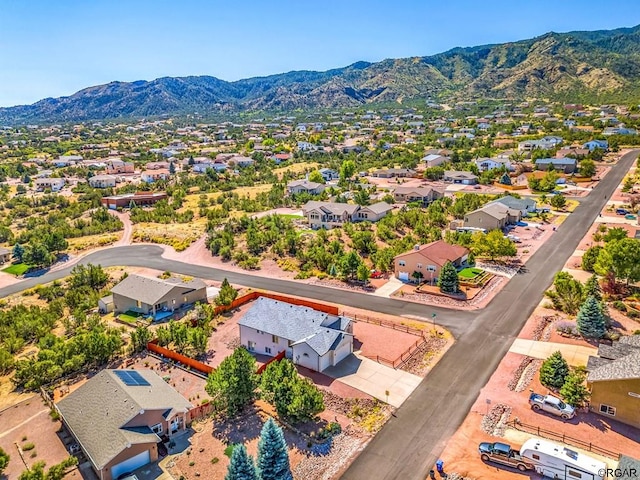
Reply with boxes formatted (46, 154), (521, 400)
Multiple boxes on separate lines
(508, 339), (597, 366)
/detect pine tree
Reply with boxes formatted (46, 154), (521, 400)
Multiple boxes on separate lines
(498, 172), (512, 185)
(215, 278), (239, 306)
(438, 261), (459, 293)
(12, 243), (24, 263)
(583, 275), (602, 302)
(539, 351), (569, 389)
(576, 296), (606, 339)
(225, 444), (257, 480)
(559, 370), (590, 407)
(256, 418), (292, 480)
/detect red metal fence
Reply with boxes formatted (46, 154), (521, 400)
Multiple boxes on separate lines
(146, 339), (214, 375)
(256, 350), (286, 374)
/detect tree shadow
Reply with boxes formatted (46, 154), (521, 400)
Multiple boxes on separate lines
(212, 404), (264, 445)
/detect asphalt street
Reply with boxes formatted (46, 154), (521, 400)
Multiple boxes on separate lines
(0, 150), (637, 479)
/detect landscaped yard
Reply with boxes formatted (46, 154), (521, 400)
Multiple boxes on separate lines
(458, 267), (484, 279)
(118, 310), (146, 324)
(2, 263), (31, 276)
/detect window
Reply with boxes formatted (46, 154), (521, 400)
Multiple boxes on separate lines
(151, 423), (163, 435)
(532, 454), (540, 460)
(272, 335), (279, 344)
(265, 347), (272, 354)
(399, 260), (406, 266)
(567, 470), (583, 479)
(427, 265), (436, 272)
(303, 353), (309, 357)
(416, 263), (423, 269)
(599, 404), (616, 416)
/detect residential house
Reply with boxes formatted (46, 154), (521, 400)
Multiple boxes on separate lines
(318, 168), (339, 181)
(302, 201), (392, 229)
(109, 274), (207, 319)
(193, 162), (227, 173)
(556, 147), (589, 159)
(474, 158), (512, 172)
(489, 195), (537, 216)
(141, 169), (170, 183)
(35, 177), (65, 192)
(392, 186), (444, 205)
(422, 154), (450, 168)
(583, 140), (609, 151)
(517, 136), (563, 152)
(393, 240), (469, 283)
(443, 170), (478, 185)
(238, 297), (353, 372)
(105, 159), (135, 174)
(286, 180), (325, 195)
(534, 157), (577, 174)
(371, 168), (416, 178)
(89, 174), (117, 189)
(586, 336), (640, 428)
(228, 155), (255, 167)
(101, 192), (167, 209)
(56, 369), (192, 480)
(0, 247), (10, 264)
(463, 203), (522, 231)
(603, 127), (637, 136)
(145, 161), (170, 170)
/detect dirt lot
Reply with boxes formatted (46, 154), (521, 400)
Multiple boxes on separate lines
(0, 396), (81, 480)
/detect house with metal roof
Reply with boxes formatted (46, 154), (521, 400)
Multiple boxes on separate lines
(586, 336), (640, 428)
(56, 369), (192, 480)
(108, 274), (207, 320)
(238, 297), (353, 372)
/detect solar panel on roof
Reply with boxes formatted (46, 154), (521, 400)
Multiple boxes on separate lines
(114, 370), (150, 386)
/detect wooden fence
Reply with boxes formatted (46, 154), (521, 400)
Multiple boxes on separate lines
(349, 313), (425, 336)
(147, 340), (214, 375)
(506, 419), (621, 460)
(367, 334), (429, 369)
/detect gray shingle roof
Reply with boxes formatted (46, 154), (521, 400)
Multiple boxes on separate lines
(362, 202), (394, 214)
(56, 370), (192, 470)
(110, 274), (206, 306)
(619, 335), (640, 348)
(302, 201), (360, 215)
(534, 157), (577, 166)
(490, 195), (536, 211)
(617, 455), (640, 480)
(238, 297), (350, 356)
(587, 351), (640, 382)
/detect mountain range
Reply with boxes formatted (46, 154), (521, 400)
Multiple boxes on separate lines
(3, 24), (640, 124)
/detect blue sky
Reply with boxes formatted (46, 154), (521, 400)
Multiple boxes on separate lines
(2, 0), (640, 107)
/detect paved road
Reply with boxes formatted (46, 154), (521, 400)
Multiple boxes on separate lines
(0, 151), (636, 479)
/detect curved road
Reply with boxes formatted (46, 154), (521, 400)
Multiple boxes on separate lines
(1, 150), (637, 479)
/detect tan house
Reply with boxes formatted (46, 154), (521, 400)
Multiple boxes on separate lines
(392, 186), (444, 205)
(371, 168), (416, 178)
(105, 159), (135, 174)
(463, 203), (522, 231)
(89, 174), (117, 188)
(286, 180), (325, 195)
(141, 169), (170, 183)
(110, 274), (207, 319)
(56, 369), (192, 480)
(394, 240), (469, 283)
(586, 336), (640, 429)
(443, 170), (478, 185)
(0, 247), (10, 264)
(302, 201), (392, 229)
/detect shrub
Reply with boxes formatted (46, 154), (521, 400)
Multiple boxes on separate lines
(556, 321), (579, 336)
(612, 300), (627, 312)
(540, 351), (569, 389)
(22, 442), (35, 451)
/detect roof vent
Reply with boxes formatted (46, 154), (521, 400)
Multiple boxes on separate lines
(414, 244), (420, 250)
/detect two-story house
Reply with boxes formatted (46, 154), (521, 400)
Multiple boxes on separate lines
(56, 369), (192, 480)
(89, 174), (117, 188)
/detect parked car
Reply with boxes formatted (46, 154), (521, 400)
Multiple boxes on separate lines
(625, 214), (636, 220)
(478, 442), (534, 472)
(528, 392), (575, 419)
(616, 208), (630, 215)
(370, 270), (383, 279)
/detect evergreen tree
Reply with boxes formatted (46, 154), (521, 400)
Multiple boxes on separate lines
(438, 261), (459, 293)
(257, 418), (292, 480)
(539, 351), (569, 389)
(205, 347), (258, 416)
(0, 447), (9, 476)
(12, 243), (24, 263)
(225, 444), (257, 480)
(559, 370), (590, 407)
(215, 278), (239, 306)
(498, 172), (512, 185)
(576, 296), (607, 339)
(169, 161), (176, 174)
(583, 275), (602, 302)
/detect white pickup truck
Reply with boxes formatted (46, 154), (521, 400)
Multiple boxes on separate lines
(528, 392), (575, 419)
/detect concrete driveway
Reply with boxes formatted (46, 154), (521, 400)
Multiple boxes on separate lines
(509, 339), (597, 367)
(323, 354), (422, 408)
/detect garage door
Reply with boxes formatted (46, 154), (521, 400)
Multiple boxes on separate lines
(399, 271), (409, 281)
(332, 340), (352, 366)
(110, 450), (151, 479)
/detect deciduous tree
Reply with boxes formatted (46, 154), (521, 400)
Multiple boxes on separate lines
(559, 370), (590, 407)
(215, 278), (239, 306)
(205, 347), (258, 416)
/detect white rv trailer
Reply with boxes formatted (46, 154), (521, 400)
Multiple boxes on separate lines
(520, 438), (607, 480)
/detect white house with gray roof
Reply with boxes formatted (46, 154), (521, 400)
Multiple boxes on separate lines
(238, 297), (353, 372)
(56, 369), (192, 480)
